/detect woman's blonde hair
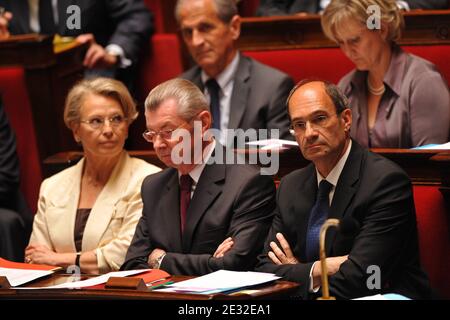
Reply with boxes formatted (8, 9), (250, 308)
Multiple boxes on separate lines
(63, 77), (138, 129)
(321, 0), (404, 44)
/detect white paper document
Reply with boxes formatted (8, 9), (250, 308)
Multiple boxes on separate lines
(155, 270), (280, 294)
(15, 269), (150, 289)
(413, 142), (450, 150)
(246, 139), (298, 150)
(0, 267), (54, 287)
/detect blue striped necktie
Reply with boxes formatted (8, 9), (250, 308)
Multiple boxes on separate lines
(305, 179), (333, 262)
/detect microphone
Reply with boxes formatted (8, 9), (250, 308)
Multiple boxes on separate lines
(317, 218), (359, 300)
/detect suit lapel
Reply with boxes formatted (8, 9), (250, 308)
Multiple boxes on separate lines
(159, 170), (183, 252)
(182, 163), (225, 252)
(295, 165), (317, 262)
(228, 55), (251, 130)
(82, 152), (129, 250)
(45, 158), (84, 252)
(326, 142), (362, 256)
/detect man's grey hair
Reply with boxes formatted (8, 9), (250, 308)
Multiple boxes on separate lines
(175, 0), (238, 24)
(144, 78), (209, 121)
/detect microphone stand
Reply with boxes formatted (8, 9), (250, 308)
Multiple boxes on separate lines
(317, 218), (340, 300)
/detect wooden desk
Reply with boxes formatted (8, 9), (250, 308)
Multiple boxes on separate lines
(0, 274), (299, 300)
(238, 10), (450, 51)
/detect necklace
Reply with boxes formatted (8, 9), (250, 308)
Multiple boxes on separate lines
(367, 77), (385, 96)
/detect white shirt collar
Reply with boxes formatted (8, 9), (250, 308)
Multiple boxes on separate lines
(201, 53), (240, 91)
(316, 140), (352, 188)
(179, 139), (216, 186)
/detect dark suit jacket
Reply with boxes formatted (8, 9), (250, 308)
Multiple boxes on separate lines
(255, 141), (431, 299)
(0, 97), (32, 261)
(256, 0), (448, 16)
(0, 0), (153, 65)
(180, 54), (294, 141)
(122, 148), (276, 275)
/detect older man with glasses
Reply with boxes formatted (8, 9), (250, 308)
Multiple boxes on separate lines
(255, 79), (431, 300)
(121, 78), (276, 276)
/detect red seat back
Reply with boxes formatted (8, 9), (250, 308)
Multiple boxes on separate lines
(244, 45), (450, 84)
(413, 186), (450, 299)
(0, 67), (42, 213)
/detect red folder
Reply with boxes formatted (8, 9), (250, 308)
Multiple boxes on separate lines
(0, 257), (61, 271)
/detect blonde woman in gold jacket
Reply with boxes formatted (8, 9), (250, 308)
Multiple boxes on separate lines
(26, 78), (160, 274)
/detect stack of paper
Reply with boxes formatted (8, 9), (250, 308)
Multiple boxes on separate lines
(155, 270), (280, 294)
(0, 258), (60, 287)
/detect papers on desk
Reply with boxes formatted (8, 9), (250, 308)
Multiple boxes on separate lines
(0, 257), (60, 287)
(413, 142), (450, 150)
(20, 269), (151, 289)
(155, 270), (281, 295)
(0, 267), (55, 287)
(353, 293), (411, 300)
(246, 139), (298, 150)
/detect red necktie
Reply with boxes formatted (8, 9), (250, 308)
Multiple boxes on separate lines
(179, 174), (192, 234)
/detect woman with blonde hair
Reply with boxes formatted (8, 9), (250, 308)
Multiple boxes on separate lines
(25, 78), (160, 273)
(321, 0), (449, 148)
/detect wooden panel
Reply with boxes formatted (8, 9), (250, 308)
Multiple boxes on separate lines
(238, 10), (450, 51)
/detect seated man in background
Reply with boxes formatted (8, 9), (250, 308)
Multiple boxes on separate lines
(0, 0), (153, 90)
(256, 0), (449, 16)
(255, 80), (431, 299)
(176, 0), (294, 145)
(121, 78), (276, 275)
(0, 97), (32, 262)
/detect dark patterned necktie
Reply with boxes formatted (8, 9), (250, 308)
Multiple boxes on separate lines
(205, 79), (221, 130)
(305, 180), (333, 261)
(179, 174), (192, 234)
(39, 0), (57, 34)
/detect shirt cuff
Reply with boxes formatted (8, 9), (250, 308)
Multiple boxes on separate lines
(106, 44), (132, 68)
(396, 1), (410, 10)
(309, 261), (321, 293)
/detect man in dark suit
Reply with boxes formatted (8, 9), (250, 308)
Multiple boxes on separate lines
(0, 97), (32, 262)
(256, 0), (448, 16)
(0, 0), (153, 87)
(255, 80), (430, 299)
(121, 78), (276, 275)
(175, 0), (294, 145)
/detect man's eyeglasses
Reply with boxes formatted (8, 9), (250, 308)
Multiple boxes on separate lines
(289, 114), (338, 135)
(142, 122), (190, 143)
(80, 115), (127, 130)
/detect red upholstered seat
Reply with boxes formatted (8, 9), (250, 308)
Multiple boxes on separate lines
(0, 67), (42, 213)
(244, 45), (450, 84)
(137, 33), (183, 102)
(413, 186), (450, 299)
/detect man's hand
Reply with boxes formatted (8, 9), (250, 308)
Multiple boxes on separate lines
(148, 248), (166, 269)
(312, 255), (349, 288)
(268, 233), (299, 265)
(25, 244), (58, 265)
(76, 34), (118, 69)
(213, 237), (234, 258)
(0, 10), (13, 40)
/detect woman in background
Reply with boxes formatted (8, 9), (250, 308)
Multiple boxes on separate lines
(321, 0), (449, 148)
(26, 78), (160, 273)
